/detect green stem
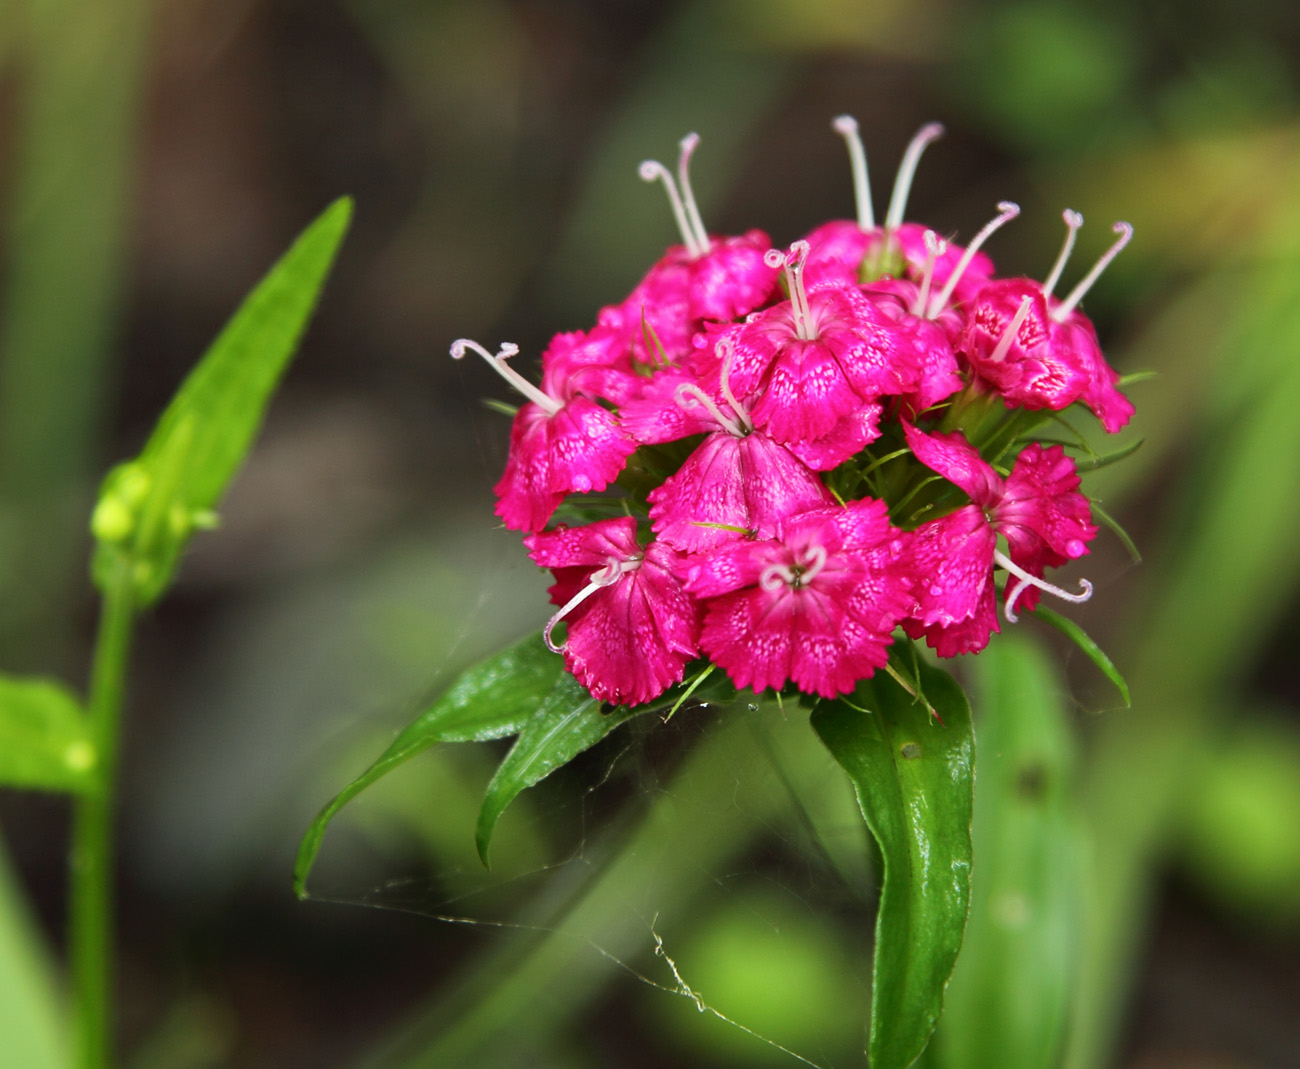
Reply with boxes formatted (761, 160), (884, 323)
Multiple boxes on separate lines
(68, 564), (135, 1068)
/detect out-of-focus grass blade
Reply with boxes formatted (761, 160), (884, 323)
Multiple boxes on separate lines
(930, 635), (1081, 1069)
(0, 841), (65, 1069)
(1031, 605), (1130, 706)
(91, 198), (353, 606)
(811, 663), (974, 1069)
(0, 674), (96, 793)
(295, 632), (561, 898)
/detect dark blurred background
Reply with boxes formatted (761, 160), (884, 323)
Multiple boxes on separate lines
(1, 0), (1300, 1066)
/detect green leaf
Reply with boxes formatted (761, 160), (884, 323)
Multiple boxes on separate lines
(811, 662), (974, 1069)
(0, 840), (66, 1069)
(930, 634), (1081, 1069)
(294, 632), (564, 897)
(476, 675), (651, 866)
(0, 674), (96, 794)
(91, 197), (353, 606)
(1031, 605), (1130, 706)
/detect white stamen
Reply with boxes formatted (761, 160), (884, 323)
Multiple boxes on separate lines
(1052, 221), (1133, 322)
(760, 562), (795, 592)
(1042, 209), (1084, 298)
(913, 230), (946, 318)
(987, 295), (1034, 364)
(715, 336), (753, 434)
(994, 548), (1092, 624)
(764, 241), (816, 341)
(677, 133), (712, 256)
(832, 114), (874, 231)
(885, 122), (945, 232)
(798, 543), (828, 585)
(674, 382), (745, 438)
(544, 557), (641, 653)
(450, 338), (560, 416)
(927, 201), (1020, 318)
(639, 159), (704, 258)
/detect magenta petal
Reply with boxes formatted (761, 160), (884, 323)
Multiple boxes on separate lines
(648, 432), (831, 552)
(561, 543), (701, 707)
(802, 220), (873, 288)
(903, 582), (999, 657)
(525, 515), (642, 570)
(748, 336), (876, 442)
(784, 403), (882, 470)
(689, 230), (780, 322)
(907, 508), (998, 629)
(494, 400), (636, 533)
(903, 424), (1003, 508)
(997, 444), (1097, 598)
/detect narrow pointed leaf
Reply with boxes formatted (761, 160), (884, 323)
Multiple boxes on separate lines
(0, 675), (96, 794)
(475, 677), (649, 866)
(811, 662), (974, 1069)
(931, 635), (1081, 1069)
(1031, 605), (1130, 706)
(294, 633), (563, 897)
(92, 197), (353, 606)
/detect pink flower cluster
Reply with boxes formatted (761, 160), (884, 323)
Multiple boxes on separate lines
(451, 118), (1132, 707)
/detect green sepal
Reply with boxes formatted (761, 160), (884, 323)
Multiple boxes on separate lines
(811, 662), (974, 1069)
(0, 674), (96, 794)
(91, 197), (352, 606)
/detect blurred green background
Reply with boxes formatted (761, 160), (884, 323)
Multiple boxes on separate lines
(1, 0), (1299, 1065)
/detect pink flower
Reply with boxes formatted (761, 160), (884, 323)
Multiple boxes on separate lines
(620, 134), (778, 364)
(526, 518), (700, 707)
(451, 339), (637, 533)
(902, 424), (1097, 655)
(684, 500), (913, 698)
(620, 344), (836, 553)
(962, 216), (1134, 431)
(725, 247), (928, 444)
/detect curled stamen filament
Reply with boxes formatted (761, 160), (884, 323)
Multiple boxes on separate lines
(764, 240), (816, 341)
(1042, 209), (1084, 298)
(987, 296), (1035, 364)
(1052, 221), (1133, 322)
(885, 122), (945, 232)
(758, 543), (828, 592)
(994, 548), (1092, 624)
(674, 382), (746, 438)
(544, 557), (643, 653)
(927, 201), (1020, 318)
(832, 114), (874, 231)
(639, 159), (705, 258)
(450, 338), (560, 416)
(677, 133), (711, 256)
(798, 543), (828, 585)
(715, 336), (753, 434)
(913, 230), (947, 318)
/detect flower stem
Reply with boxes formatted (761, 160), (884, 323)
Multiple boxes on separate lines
(69, 561), (135, 1069)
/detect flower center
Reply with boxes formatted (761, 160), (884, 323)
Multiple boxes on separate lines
(759, 543), (828, 592)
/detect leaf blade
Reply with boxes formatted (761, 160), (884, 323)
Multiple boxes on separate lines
(92, 197), (353, 605)
(1031, 605), (1130, 706)
(293, 633), (563, 897)
(0, 674), (96, 794)
(475, 676), (648, 866)
(811, 663), (974, 1069)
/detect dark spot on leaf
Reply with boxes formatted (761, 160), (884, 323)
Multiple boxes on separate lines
(1018, 763), (1046, 800)
(600, 701), (620, 716)
(900, 741), (922, 760)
